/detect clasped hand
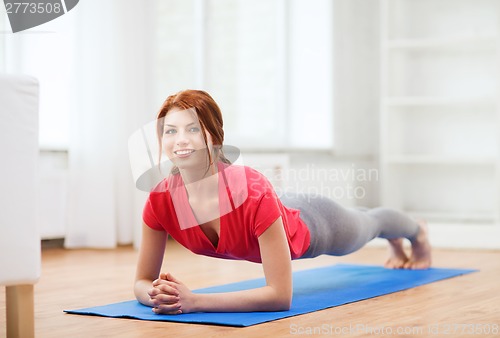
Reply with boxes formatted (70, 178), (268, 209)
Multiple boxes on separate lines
(148, 272), (194, 314)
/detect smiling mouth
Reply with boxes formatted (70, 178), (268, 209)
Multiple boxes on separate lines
(174, 149), (195, 156)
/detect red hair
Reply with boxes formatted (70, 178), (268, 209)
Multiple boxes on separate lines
(157, 90), (230, 173)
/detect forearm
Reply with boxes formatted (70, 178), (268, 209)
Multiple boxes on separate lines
(134, 279), (154, 307)
(193, 285), (291, 313)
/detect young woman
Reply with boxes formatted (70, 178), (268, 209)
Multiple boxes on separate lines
(134, 90), (432, 315)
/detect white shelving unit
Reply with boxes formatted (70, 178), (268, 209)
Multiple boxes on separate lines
(380, 0), (500, 248)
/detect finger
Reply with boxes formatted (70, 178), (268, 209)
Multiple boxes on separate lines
(166, 272), (182, 284)
(151, 293), (180, 305)
(152, 278), (169, 286)
(152, 303), (182, 315)
(153, 281), (178, 293)
(152, 278), (178, 287)
(148, 284), (178, 298)
(157, 283), (179, 296)
(148, 287), (160, 297)
(152, 307), (182, 315)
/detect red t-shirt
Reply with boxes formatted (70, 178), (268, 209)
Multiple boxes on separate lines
(142, 163), (311, 263)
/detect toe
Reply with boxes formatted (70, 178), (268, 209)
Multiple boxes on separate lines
(403, 260), (413, 269)
(384, 260), (394, 269)
(385, 258), (406, 269)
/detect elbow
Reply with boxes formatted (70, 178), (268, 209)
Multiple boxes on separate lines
(275, 298), (292, 312)
(133, 286), (142, 303)
(267, 284), (292, 311)
(134, 279), (153, 306)
(133, 282), (143, 304)
(271, 292), (292, 312)
(282, 294), (293, 311)
(133, 280), (143, 298)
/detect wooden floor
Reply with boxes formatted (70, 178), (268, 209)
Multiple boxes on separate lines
(1, 240), (499, 338)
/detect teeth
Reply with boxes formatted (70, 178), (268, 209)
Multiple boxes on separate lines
(175, 150), (194, 155)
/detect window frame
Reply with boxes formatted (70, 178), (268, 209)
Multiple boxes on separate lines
(153, 0), (334, 152)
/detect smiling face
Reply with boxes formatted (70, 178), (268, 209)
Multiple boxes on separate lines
(156, 90), (228, 176)
(162, 107), (213, 172)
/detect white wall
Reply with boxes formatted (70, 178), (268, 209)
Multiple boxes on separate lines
(332, 0), (381, 159)
(284, 0), (382, 209)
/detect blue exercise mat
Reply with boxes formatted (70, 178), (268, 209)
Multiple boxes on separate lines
(64, 263), (476, 327)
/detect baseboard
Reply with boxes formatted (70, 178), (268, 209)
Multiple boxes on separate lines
(366, 223), (500, 250)
(41, 238), (65, 250)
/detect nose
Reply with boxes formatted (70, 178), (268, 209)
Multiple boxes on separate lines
(175, 129), (189, 146)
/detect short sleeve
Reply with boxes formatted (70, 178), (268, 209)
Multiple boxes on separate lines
(245, 168), (282, 237)
(252, 189), (282, 237)
(142, 196), (164, 231)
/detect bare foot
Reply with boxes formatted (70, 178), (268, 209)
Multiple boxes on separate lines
(384, 238), (409, 269)
(404, 220), (432, 270)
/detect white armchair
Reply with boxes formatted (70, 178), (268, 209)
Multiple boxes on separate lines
(0, 74), (41, 338)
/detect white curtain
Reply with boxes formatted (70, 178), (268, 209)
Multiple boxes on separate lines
(2, 0), (160, 248)
(64, 0), (153, 248)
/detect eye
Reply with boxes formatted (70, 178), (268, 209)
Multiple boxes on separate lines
(164, 128), (176, 135)
(189, 127), (200, 133)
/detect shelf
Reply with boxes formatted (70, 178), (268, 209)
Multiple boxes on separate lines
(387, 36), (498, 51)
(381, 0), (500, 247)
(383, 96), (497, 107)
(404, 210), (498, 224)
(386, 155), (497, 165)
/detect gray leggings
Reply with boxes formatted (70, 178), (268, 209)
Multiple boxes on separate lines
(279, 193), (420, 258)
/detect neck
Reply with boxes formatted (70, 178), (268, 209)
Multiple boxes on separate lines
(179, 162), (219, 199)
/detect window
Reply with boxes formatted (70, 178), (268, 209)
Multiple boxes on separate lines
(2, 11), (75, 150)
(153, 0), (334, 150)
